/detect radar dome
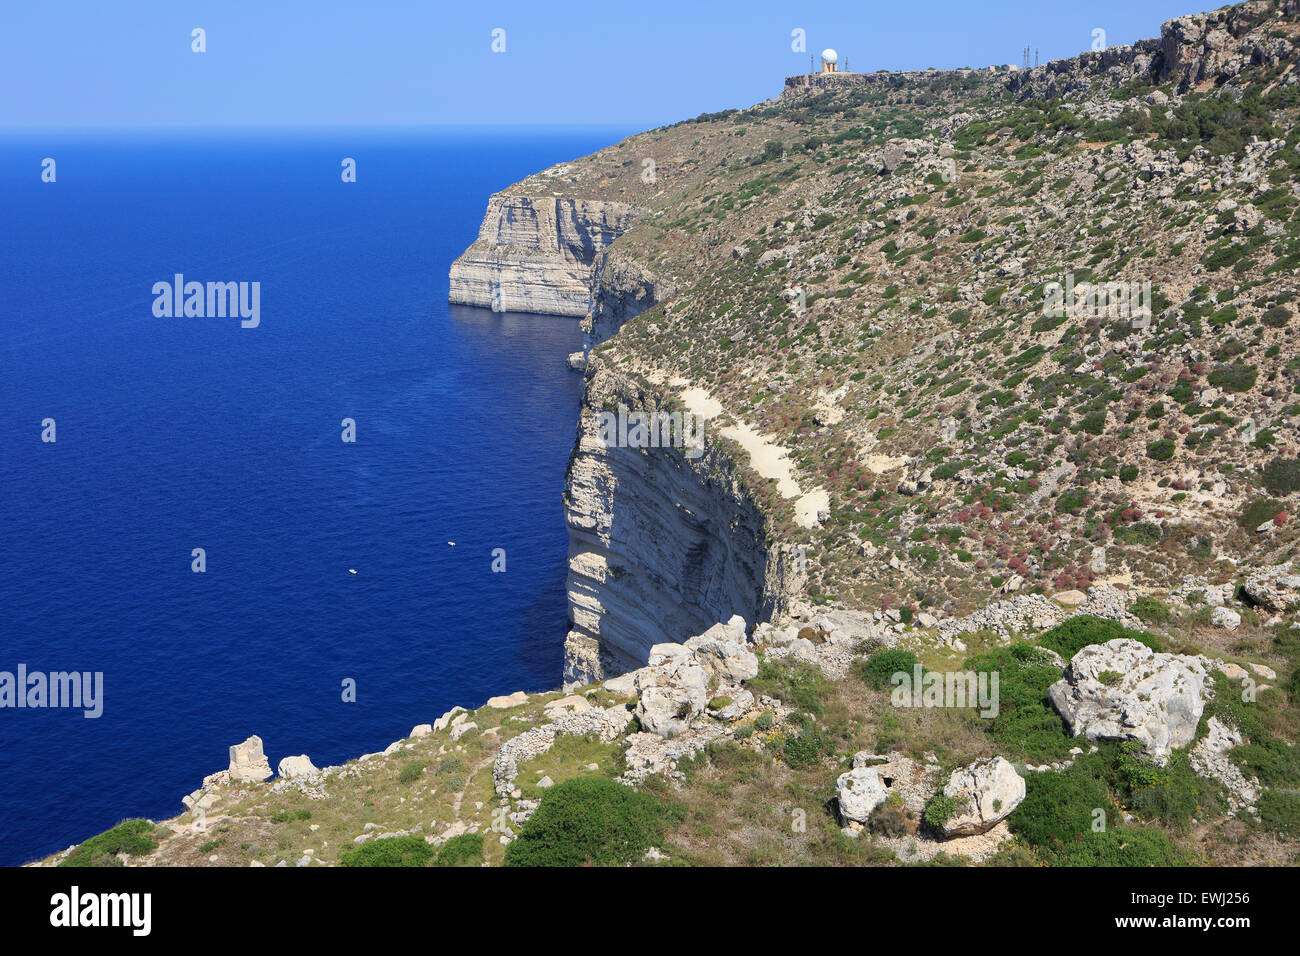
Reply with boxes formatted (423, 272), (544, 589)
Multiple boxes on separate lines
(821, 49), (838, 64)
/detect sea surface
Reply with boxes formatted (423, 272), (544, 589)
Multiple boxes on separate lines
(0, 125), (630, 866)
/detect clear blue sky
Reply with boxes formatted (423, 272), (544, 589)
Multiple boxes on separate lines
(0, 0), (1215, 129)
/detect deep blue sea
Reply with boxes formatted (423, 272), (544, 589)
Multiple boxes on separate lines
(0, 126), (629, 866)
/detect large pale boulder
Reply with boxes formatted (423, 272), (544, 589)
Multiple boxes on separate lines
(485, 691), (528, 709)
(633, 621), (758, 737)
(1048, 639), (1210, 764)
(1211, 606), (1242, 630)
(836, 766), (890, 824)
(543, 694), (591, 720)
(433, 707), (466, 731)
(937, 757), (1025, 837)
(635, 659), (710, 737)
(228, 735), (272, 782)
(277, 754), (319, 781)
(683, 636), (759, 684)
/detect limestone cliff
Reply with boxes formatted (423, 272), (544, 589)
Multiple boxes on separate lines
(581, 248), (665, 348)
(449, 193), (642, 317)
(561, 365), (793, 685)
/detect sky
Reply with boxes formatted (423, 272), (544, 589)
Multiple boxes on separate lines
(0, 0), (1218, 129)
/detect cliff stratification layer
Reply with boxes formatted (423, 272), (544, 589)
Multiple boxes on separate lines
(449, 194), (641, 316)
(561, 365), (794, 684)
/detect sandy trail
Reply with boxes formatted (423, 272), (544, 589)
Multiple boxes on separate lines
(678, 386), (828, 528)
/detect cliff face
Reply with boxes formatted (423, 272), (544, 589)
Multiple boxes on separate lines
(582, 249), (665, 347)
(561, 366), (792, 685)
(449, 194), (642, 316)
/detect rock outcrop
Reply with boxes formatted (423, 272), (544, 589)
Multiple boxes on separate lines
(1007, 0), (1298, 99)
(449, 194), (641, 317)
(228, 735), (272, 783)
(632, 620), (759, 736)
(836, 767), (890, 824)
(1242, 563), (1300, 612)
(277, 755), (320, 781)
(1189, 716), (1260, 810)
(936, 757), (1026, 838)
(1048, 639), (1211, 763)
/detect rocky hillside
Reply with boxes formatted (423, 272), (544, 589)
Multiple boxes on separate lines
(33, 568), (1300, 867)
(462, 1), (1300, 633)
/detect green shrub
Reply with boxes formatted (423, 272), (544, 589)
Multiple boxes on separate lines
(1255, 790), (1300, 838)
(504, 778), (681, 867)
(1261, 458), (1300, 496)
(1008, 755), (1111, 848)
(966, 643), (1072, 762)
(1119, 463), (1139, 483)
(60, 819), (158, 867)
(1078, 410), (1107, 435)
(1113, 521), (1163, 545)
(1104, 744), (1223, 829)
(1239, 497), (1286, 529)
(1053, 826), (1188, 866)
(1039, 616), (1164, 657)
(1056, 488), (1088, 513)
(270, 809), (312, 824)
(1130, 596), (1171, 626)
(1146, 438), (1176, 461)
(923, 793), (957, 830)
(1232, 737), (1300, 788)
(748, 659), (835, 715)
(398, 761), (426, 784)
(339, 836), (434, 867)
(1261, 305), (1292, 328)
(855, 649), (920, 689)
(775, 714), (835, 769)
(1207, 362), (1257, 393)
(435, 832), (484, 867)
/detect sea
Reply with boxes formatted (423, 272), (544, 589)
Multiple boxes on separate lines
(0, 125), (631, 866)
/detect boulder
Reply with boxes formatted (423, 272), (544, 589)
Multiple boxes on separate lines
(449, 721), (478, 741)
(635, 682), (707, 737)
(836, 766), (890, 824)
(709, 689), (754, 722)
(1048, 639), (1210, 764)
(409, 724), (432, 738)
(543, 694), (591, 720)
(601, 672), (638, 696)
(1052, 590), (1087, 606)
(1211, 607), (1242, 630)
(937, 757), (1025, 838)
(277, 755), (319, 781)
(683, 636), (759, 684)
(433, 707), (465, 731)
(228, 735), (273, 783)
(485, 691), (528, 709)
